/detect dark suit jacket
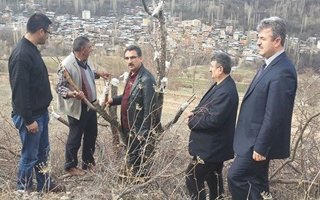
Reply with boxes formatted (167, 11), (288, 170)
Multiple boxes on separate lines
(112, 65), (157, 137)
(234, 52), (297, 159)
(188, 76), (239, 163)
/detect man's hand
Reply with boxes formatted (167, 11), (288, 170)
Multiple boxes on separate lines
(253, 151), (266, 161)
(105, 97), (113, 107)
(68, 91), (85, 100)
(96, 71), (111, 79)
(186, 111), (194, 123)
(26, 121), (39, 134)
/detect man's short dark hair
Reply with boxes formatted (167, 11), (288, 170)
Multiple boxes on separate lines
(124, 45), (142, 57)
(27, 13), (52, 33)
(73, 36), (90, 52)
(211, 52), (232, 74)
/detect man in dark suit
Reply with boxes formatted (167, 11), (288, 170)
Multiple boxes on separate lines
(228, 16), (297, 200)
(186, 52), (239, 200)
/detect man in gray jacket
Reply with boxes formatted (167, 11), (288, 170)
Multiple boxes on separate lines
(56, 36), (109, 176)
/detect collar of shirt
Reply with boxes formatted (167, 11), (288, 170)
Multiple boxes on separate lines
(129, 66), (142, 79)
(22, 36), (40, 53)
(264, 49), (284, 69)
(74, 56), (88, 69)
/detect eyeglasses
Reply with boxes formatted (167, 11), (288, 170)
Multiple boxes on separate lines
(124, 56), (138, 60)
(43, 29), (52, 35)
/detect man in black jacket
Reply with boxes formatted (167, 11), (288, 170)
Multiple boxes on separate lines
(9, 13), (64, 193)
(108, 45), (157, 179)
(186, 52), (239, 199)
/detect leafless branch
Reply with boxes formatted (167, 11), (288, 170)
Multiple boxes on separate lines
(0, 144), (19, 157)
(270, 112), (320, 179)
(164, 94), (196, 130)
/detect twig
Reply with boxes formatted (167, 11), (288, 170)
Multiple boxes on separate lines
(271, 178), (320, 187)
(163, 94), (196, 130)
(0, 144), (19, 157)
(304, 169), (320, 200)
(270, 112), (320, 179)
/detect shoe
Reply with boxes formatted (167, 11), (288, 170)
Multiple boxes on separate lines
(16, 188), (33, 194)
(66, 167), (86, 176)
(85, 165), (97, 173)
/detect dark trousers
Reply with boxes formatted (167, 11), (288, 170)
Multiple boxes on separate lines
(123, 128), (155, 177)
(65, 104), (97, 170)
(186, 158), (224, 200)
(227, 155), (270, 200)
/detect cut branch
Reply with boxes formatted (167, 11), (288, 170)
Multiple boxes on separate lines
(62, 67), (122, 133)
(164, 94), (196, 130)
(51, 107), (69, 127)
(62, 68), (97, 111)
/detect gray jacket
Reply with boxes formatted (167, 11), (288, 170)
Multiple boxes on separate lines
(56, 52), (96, 120)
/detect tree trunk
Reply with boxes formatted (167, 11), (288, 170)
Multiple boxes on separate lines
(108, 84), (122, 153)
(141, 0), (167, 132)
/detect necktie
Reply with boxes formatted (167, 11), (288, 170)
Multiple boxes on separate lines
(253, 63), (266, 82)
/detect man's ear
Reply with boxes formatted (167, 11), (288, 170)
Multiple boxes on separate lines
(274, 37), (282, 47)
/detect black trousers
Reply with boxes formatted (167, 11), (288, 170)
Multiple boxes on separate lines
(123, 128), (155, 177)
(65, 104), (97, 170)
(227, 155), (270, 200)
(186, 157), (224, 200)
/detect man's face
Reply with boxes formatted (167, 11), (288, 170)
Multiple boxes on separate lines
(80, 42), (93, 60)
(209, 60), (223, 82)
(124, 50), (142, 74)
(257, 27), (281, 59)
(38, 27), (51, 45)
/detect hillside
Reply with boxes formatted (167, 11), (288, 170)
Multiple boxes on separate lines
(1, 0), (319, 38)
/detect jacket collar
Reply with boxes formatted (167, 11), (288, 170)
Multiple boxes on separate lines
(243, 52), (286, 100)
(129, 64), (146, 94)
(199, 75), (232, 105)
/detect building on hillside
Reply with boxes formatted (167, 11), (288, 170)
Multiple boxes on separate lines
(82, 10), (91, 20)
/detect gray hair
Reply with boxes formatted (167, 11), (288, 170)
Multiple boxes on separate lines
(211, 52), (232, 74)
(73, 36), (90, 52)
(257, 16), (286, 46)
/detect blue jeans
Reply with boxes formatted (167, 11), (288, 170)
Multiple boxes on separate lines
(12, 111), (53, 192)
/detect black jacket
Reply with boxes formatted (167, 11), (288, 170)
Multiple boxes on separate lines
(113, 65), (157, 137)
(8, 37), (52, 125)
(188, 76), (239, 163)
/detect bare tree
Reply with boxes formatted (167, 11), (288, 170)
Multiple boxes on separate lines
(140, 0), (167, 133)
(269, 73), (320, 199)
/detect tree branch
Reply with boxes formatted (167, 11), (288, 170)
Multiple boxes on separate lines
(141, 0), (153, 16)
(270, 178), (320, 188)
(163, 94), (196, 130)
(0, 144), (19, 157)
(270, 112), (320, 179)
